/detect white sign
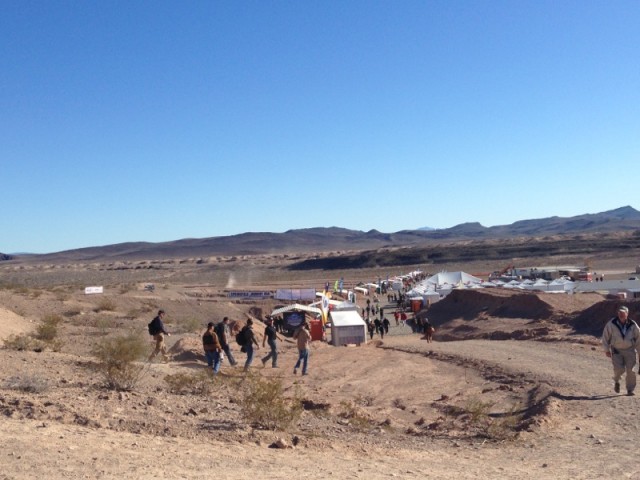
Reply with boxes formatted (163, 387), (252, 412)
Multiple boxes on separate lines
(84, 286), (104, 295)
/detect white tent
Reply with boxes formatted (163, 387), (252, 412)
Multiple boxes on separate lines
(329, 310), (367, 346)
(425, 271), (483, 287)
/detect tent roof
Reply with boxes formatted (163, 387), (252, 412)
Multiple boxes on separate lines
(329, 310), (365, 327)
(270, 304), (322, 317)
(424, 271), (483, 286)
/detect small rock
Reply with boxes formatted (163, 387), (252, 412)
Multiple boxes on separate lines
(575, 426), (581, 431)
(542, 463), (548, 468)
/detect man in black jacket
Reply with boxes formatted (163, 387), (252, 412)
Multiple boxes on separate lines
(148, 310), (171, 362)
(215, 317), (237, 366)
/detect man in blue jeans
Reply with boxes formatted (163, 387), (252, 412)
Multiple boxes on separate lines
(293, 320), (312, 375)
(202, 322), (222, 374)
(242, 319), (260, 372)
(261, 317), (279, 368)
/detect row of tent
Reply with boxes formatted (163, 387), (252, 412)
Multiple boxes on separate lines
(406, 271), (577, 302)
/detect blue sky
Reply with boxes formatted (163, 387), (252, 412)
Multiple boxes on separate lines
(2, 1), (638, 254)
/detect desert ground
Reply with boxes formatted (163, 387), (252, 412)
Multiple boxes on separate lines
(1, 251), (640, 479)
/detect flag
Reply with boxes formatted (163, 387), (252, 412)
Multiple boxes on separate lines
(321, 293), (330, 325)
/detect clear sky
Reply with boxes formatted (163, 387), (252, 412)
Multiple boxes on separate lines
(2, 1), (639, 254)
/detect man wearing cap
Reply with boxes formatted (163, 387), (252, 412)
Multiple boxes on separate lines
(602, 306), (640, 396)
(202, 322), (222, 374)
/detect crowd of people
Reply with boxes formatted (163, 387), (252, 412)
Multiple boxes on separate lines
(148, 277), (436, 377)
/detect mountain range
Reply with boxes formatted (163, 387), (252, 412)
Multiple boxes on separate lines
(4, 206), (640, 263)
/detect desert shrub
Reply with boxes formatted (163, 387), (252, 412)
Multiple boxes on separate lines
(240, 374), (303, 431)
(119, 283), (135, 294)
(94, 297), (117, 312)
(465, 398), (494, 424)
(3, 333), (34, 351)
(174, 317), (201, 334)
(35, 314), (63, 342)
(55, 292), (70, 302)
(63, 307), (83, 317)
(3, 374), (50, 393)
(337, 400), (373, 431)
(461, 399), (520, 440)
(94, 315), (119, 333)
(92, 332), (149, 391)
(164, 371), (213, 395)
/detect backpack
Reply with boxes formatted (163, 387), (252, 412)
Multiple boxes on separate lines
(235, 327), (247, 346)
(148, 317), (160, 336)
(214, 322), (225, 340)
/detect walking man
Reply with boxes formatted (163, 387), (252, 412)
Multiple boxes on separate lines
(148, 309), (171, 362)
(602, 306), (640, 396)
(215, 317), (237, 366)
(202, 322), (222, 374)
(261, 317), (279, 368)
(242, 318), (260, 372)
(293, 320), (312, 376)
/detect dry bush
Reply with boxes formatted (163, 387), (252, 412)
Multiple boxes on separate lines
(456, 398), (521, 441)
(119, 284), (135, 294)
(164, 371), (213, 395)
(337, 400), (374, 431)
(94, 297), (117, 312)
(3, 374), (50, 394)
(3, 334), (34, 351)
(92, 331), (149, 391)
(240, 374), (303, 431)
(94, 315), (120, 333)
(55, 292), (70, 302)
(35, 314), (63, 342)
(63, 307), (83, 317)
(174, 317), (202, 334)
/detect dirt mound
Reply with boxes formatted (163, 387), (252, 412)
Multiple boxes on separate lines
(168, 336), (205, 362)
(0, 307), (33, 341)
(426, 289), (555, 325)
(571, 300), (640, 336)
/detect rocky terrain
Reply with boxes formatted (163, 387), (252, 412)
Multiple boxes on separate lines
(1, 246), (640, 478)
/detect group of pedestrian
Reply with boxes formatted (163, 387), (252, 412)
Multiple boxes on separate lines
(199, 315), (312, 376)
(148, 310), (305, 375)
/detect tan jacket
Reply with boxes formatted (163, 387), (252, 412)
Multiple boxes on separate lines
(293, 326), (312, 350)
(602, 317), (640, 353)
(202, 330), (221, 352)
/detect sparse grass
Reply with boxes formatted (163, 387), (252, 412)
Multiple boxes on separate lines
(240, 374), (303, 431)
(92, 331), (149, 391)
(337, 400), (374, 431)
(94, 315), (119, 334)
(63, 307), (83, 317)
(3, 374), (50, 393)
(164, 371), (213, 395)
(465, 398), (494, 424)
(94, 297), (117, 312)
(34, 314), (63, 342)
(3, 333), (34, 351)
(174, 317), (202, 334)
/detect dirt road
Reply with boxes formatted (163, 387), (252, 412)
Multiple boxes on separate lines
(2, 336), (640, 479)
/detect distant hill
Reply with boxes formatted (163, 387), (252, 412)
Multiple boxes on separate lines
(8, 206), (640, 263)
